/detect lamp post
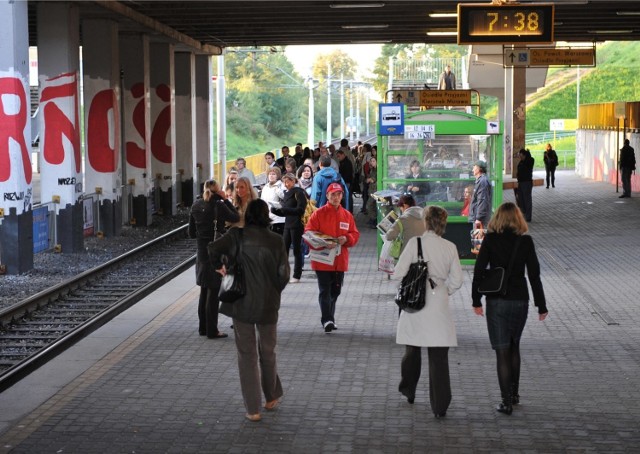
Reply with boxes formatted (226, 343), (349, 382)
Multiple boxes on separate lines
(307, 75), (319, 149)
(326, 63), (331, 145)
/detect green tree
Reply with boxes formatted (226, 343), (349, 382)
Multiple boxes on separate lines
(221, 48), (305, 140)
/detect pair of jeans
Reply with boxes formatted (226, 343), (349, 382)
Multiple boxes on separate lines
(517, 180), (533, 221)
(545, 166), (556, 187)
(233, 320), (283, 415)
(283, 226), (303, 279)
(315, 270), (344, 325)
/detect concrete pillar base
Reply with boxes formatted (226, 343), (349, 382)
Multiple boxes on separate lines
(0, 209), (34, 275)
(57, 202), (84, 253)
(132, 195), (153, 227)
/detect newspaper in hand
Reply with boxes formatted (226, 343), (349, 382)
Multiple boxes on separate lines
(302, 231), (339, 249)
(303, 231), (341, 265)
(376, 210), (399, 236)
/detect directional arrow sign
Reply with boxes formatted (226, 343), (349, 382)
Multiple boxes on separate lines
(503, 49), (530, 67)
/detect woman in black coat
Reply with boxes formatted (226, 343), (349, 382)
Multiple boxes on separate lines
(188, 179), (239, 338)
(270, 173), (307, 283)
(471, 202), (548, 415)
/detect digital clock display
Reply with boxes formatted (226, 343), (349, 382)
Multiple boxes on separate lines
(458, 3), (554, 44)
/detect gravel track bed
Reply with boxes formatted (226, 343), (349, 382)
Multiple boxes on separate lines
(0, 208), (190, 309)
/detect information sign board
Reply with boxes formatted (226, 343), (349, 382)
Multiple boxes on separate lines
(404, 124), (435, 140)
(529, 48), (595, 66)
(379, 103), (404, 135)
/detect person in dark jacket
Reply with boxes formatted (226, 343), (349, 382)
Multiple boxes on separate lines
(188, 179), (239, 339)
(208, 199), (290, 422)
(471, 202), (548, 416)
(516, 148), (534, 222)
(271, 173), (307, 283)
(468, 161), (492, 228)
(543, 143), (559, 189)
(619, 139), (636, 198)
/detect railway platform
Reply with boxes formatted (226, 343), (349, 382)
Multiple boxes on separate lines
(1, 170), (639, 453)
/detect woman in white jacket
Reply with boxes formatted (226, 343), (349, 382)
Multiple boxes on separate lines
(260, 166), (285, 235)
(393, 205), (463, 418)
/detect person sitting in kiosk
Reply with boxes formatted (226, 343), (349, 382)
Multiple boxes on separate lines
(405, 160), (431, 204)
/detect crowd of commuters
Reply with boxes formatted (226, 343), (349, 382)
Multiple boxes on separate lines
(188, 138), (550, 422)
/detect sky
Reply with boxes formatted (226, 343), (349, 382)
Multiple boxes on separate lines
(284, 44), (383, 79)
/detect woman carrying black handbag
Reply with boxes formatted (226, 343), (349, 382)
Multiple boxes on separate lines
(188, 179), (239, 339)
(471, 202), (548, 415)
(393, 206), (463, 418)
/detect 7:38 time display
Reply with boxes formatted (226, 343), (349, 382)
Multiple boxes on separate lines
(458, 3), (555, 44)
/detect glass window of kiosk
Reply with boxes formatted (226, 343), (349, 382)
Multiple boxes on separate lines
(381, 134), (493, 215)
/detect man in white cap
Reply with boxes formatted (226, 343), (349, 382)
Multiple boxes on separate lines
(304, 183), (360, 333)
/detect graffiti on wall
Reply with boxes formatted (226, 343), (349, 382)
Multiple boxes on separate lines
(0, 76), (32, 185)
(40, 72), (81, 173)
(87, 88), (119, 173)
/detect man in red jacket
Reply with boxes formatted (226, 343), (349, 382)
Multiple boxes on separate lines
(304, 183), (360, 333)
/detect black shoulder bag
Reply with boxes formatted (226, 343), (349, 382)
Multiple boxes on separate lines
(394, 237), (436, 313)
(477, 236), (522, 296)
(218, 229), (246, 303)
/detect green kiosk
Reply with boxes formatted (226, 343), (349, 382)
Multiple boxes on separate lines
(376, 106), (503, 265)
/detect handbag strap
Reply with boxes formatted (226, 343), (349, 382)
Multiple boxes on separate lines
(416, 237), (436, 289)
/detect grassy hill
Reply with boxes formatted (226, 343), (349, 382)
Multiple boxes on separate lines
(526, 41), (640, 132)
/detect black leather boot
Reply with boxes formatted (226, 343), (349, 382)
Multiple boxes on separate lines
(511, 384), (520, 405)
(496, 394), (513, 415)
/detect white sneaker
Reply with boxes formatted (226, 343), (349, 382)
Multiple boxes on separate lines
(289, 278), (300, 283)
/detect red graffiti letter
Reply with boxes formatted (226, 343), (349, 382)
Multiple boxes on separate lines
(150, 84), (172, 164)
(126, 82), (146, 168)
(40, 73), (81, 172)
(87, 89), (118, 173)
(0, 77), (32, 184)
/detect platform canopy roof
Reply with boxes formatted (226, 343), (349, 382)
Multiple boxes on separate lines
(28, 1), (640, 51)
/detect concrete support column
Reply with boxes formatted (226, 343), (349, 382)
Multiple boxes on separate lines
(149, 42), (176, 216)
(120, 34), (152, 227)
(175, 52), (195, 207)
(37, 2), (83, 253)
(0, 0), (33, 274)
(512, 66), (527, 177)
(82, 19), (122, 237)
(194, 55), (213, 195)
(503, 66), (514, 176)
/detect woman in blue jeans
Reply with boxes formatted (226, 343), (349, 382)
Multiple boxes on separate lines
(471, 202), (548, 415)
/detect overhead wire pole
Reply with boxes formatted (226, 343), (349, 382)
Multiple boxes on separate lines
(349, 80), (354, 142)
(340, 74), (345, 140)
(216, 53), (227, 184)
(307, 74), (315, 149)
(326, 63), (331, 145)
(356, 86), (360, 139)
(366, 85), (370, 136)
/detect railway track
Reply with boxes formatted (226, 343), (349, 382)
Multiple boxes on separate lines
(0, 224), (196, 392)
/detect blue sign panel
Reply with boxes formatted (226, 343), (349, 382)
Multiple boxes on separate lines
(379, 103), (404, 135)
(33, 206), (49, 253)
